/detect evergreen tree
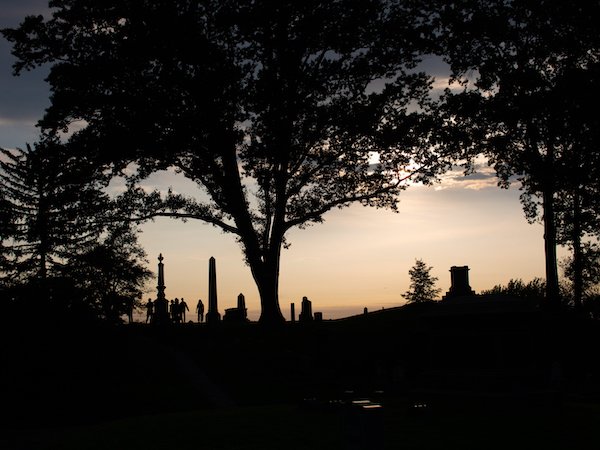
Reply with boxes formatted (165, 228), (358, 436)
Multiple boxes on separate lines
(0, 136), (152, 322)
(0, 136), (109, 285)
(402, 259), (440, 303)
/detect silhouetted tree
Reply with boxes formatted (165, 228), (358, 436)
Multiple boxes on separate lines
(402, 259), (440, 303)
(0, 136), (109, 285)
(0, 191), (15, 275)
(436, 0), (600, 309)
(561, 244), (600, 310)
(482, 278), (546, 303)
(555, 161), (600, 310)
(4, 0), (448, 324)
(61, 225), (152, 322)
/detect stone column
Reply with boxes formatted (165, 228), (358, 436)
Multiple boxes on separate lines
(206, 256), (221, 323)
(154, 253), (169, 324)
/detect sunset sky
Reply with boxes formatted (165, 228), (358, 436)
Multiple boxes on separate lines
(0, 1), (561, 320)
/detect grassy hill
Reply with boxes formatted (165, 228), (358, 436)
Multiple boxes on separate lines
(2, 300), (600, 448)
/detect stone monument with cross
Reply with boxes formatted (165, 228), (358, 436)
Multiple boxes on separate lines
(153, 253), (170, 324)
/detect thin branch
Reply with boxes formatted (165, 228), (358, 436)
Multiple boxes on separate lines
(120, 212), (240, 235)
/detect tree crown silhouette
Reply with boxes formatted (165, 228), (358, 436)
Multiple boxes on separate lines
(4, 0), (449, 323)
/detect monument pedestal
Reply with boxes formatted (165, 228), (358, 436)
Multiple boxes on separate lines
(206, 311), (221, 324)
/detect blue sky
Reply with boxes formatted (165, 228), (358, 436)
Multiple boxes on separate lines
(0, 1), (556, 319)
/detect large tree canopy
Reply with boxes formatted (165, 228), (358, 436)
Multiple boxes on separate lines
(436, 0), (600, 309)
(4, 0), (449, 323)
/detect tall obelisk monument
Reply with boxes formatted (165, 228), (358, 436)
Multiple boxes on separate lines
(205, 256), (221, 323)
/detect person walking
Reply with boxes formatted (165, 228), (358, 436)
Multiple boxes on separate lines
(145, 298), (154, 323)
(126, 297), (134, 324)
(180, 298), (189, 322)
(196, 299), (205, 323)
(173, 298), (181, 323)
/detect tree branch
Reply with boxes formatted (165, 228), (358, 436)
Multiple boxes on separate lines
(124, 211), (240, 235)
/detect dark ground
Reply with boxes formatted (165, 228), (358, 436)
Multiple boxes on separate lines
(1, 303), (600, 449)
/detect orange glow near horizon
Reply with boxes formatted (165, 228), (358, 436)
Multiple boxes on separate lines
(137, 180), (556, 321)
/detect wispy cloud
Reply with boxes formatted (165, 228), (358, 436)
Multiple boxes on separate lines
(0, 117), (36, 127)
(434, 161), (499, 191)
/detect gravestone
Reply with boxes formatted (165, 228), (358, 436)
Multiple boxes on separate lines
(237, 293), (247, 319)
(299, 296), (313, 322)
(343, 400), (384, 450)
(224, 293), (248, 323)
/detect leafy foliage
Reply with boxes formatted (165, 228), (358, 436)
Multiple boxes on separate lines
(3, 0), (448, 323)
(0, 135), (152, 322)
(60, 225), (153, 322)
(481, 278), (546, 303)
(436, 0), (600, 306)
(561, 244), (600, 304)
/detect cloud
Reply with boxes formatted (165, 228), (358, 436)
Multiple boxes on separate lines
(0, 117), (32, 127)
(431, 77), (464, 92)
(434, 161), (499, 191)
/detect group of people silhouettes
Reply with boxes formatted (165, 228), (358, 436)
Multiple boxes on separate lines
(144, 297), (205, 324)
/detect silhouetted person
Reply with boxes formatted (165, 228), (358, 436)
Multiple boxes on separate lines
(180, 298), (189, 322)
(145, 298), (154, 323)
(196, 299), (205, 322)
(169, 299), (175, 322)
(173, 298), (182, 323)
(126, 297), (134, 324)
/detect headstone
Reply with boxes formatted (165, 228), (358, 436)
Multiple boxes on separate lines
(206, 256), (221, 323)
(343, 400), (384, 450)
(299, 296), (313, 322)
(314, 312), (323, 322)
(237, 293), (247, 320)
(223, 292), (248, 323)
(290, 303), (296, 322)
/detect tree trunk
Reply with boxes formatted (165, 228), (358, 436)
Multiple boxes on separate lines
(542, 187), (560, 309)
(256, 272), (285, 325)
(572, 190), (583, 311)
(217, 136), (286, 325)
(255, 239), (286, 325)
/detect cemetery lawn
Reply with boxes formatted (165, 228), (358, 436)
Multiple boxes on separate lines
(1, 401), (599, 450)
(2, 310), (600, 449)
